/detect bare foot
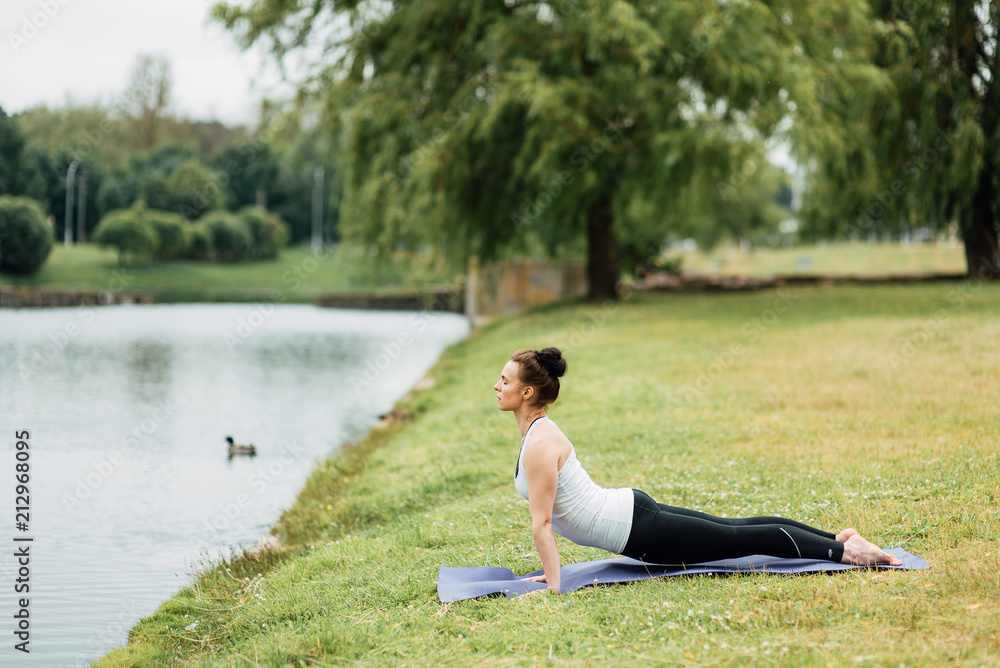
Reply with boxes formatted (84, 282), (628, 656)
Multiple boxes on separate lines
(836, 528), (860, 543)
(841, 534), (902, 567)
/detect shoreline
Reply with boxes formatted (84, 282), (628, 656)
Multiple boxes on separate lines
(1, 268), (975, 310)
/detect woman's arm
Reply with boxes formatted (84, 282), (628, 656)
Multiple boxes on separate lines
(521, 438), (562, 593)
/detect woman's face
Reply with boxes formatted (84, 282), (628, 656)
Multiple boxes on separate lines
(493, 360), (525, 411)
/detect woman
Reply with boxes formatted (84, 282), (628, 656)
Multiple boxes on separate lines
(494, 347), (902, 594)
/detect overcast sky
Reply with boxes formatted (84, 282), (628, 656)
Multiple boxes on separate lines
(1, 0), (287, 126)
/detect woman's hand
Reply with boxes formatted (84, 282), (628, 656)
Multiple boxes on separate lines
(522, 574), (547, 583)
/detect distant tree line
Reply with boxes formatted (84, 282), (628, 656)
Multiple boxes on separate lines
(0, 56), (339, 273)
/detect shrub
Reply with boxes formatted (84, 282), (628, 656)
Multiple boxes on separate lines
(0, 195), (53, 274)
(92, 209), (158, 266)
(199, 210), (252, 261)
(237, 206), (290, 259)
(145, 208), (188, 259)
(168, 159), (224, 220)
(185, 222), (214, 260)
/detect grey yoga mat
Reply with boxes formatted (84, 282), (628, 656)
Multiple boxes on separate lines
(437, 548), (929, 602)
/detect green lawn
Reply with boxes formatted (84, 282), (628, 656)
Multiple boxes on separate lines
(0, 241), (972, 305)
(97, 281), (999, 666)
(0, 244), (457, 302)
(678, 240), (967, 277)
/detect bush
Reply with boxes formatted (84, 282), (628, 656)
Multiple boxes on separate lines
(92, 209), (159, 266)
(199, 210), (252, 261)
(0, 195), (53, 274)
(185, 223), (214, 260)
(168, 159), (224, 220)
(237, 206), (290, 259)
(144, 208), (188, 259)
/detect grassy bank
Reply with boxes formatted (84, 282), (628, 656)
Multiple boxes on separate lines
(0, 244), (456, 302)
(1, 242), (970, 304)
(98, 282), (999, 666)
(679, 241), (966, 276)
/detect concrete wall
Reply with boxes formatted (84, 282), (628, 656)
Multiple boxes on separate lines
(465, 259), (587, 322)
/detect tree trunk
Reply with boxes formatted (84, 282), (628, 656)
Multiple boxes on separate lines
(962, 164), (1000, 281)
(586, 196), (619, 300)
(956, 3), (999, 281)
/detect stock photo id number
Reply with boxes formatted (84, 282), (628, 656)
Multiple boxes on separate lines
(13, 430), (32, 654)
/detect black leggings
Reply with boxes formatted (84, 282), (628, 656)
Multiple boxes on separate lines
(622, 489), (845, 564)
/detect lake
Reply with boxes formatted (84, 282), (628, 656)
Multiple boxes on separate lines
(0, 303), (469, 667)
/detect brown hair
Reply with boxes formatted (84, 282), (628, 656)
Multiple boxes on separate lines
(510, 347), (567, 407)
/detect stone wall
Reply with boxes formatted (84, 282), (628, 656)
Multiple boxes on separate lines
(465, 259), (588, 322)
(0, 287), (153, 308)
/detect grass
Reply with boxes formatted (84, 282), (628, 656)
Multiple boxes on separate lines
(95, 281), (1000, 667)
(0, 244), (458, 302)
(678, 240), (967, 277)
(1, 241), (971, 305)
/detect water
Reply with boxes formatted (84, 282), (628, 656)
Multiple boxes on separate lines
(0, 304), (469, 666)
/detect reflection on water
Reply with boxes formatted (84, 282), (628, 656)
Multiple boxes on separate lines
(124, 339), (173, 402)
(0, 304), (468, 667)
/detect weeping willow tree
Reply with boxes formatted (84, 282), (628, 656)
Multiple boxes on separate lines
(801, 0), (999, 279)
(214, 0), (878, 299)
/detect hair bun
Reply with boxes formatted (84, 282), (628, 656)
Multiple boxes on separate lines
(535, 347), (567, 378)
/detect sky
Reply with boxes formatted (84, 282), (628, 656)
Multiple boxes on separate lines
(1, 0), (287, 126)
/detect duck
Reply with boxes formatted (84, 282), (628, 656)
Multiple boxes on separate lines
(225, 436), (256, 457)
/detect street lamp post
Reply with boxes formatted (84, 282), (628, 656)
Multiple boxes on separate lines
(312, 165), (325, 252)
(64, 161), (79, 248)
(77, 174), (88, 244)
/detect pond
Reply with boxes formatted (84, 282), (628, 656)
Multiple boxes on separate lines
(0, 303), (469, 667)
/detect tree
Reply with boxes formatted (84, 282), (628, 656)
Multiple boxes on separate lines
(144, 206), (189, 259)
(19, 146), (58, 206)
(214, 0), (875, 299)
(167, 158), (226, 219)
(199, 210), (253, 261)
(211, 142), (280, 210)
(0, 106), (25, 195)
(0, 196), (53, 274)
(15, 104), (132, 167)
(124, 55), (173, 151)
(185, 222), (214, 259)
(236, 205), (290, 259)
(801, 1), (999, 279)
(696, 158), (792, 250)
(92, 209), (159, 266)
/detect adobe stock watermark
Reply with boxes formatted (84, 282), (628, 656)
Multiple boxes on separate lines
(223, 295), (284, 352)
(511, 118), (626, 232)
(8, 0), (74, 54)
(350, 284), (463, 392)
(187, 439), (305, 554)
(844, 128), (955, 238)
(379, 88), (488, 189)
(60, 398), (180, 512)
(676, 288), (801, 402)
(887, 258), (999, 370)
(66, 66), (176, 165)
(17, 267), (135, 383)
(68, 599), (145, 668)
(715, 145), (769, 202)
(555, 300), (621, 354)
(223, 244), (337, 351)
(174, 107), (298, 219)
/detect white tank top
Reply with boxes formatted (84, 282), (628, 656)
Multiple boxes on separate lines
(514, 417), (634, 554)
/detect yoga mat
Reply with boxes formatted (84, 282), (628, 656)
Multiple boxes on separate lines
(437, 548), (929, 602)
